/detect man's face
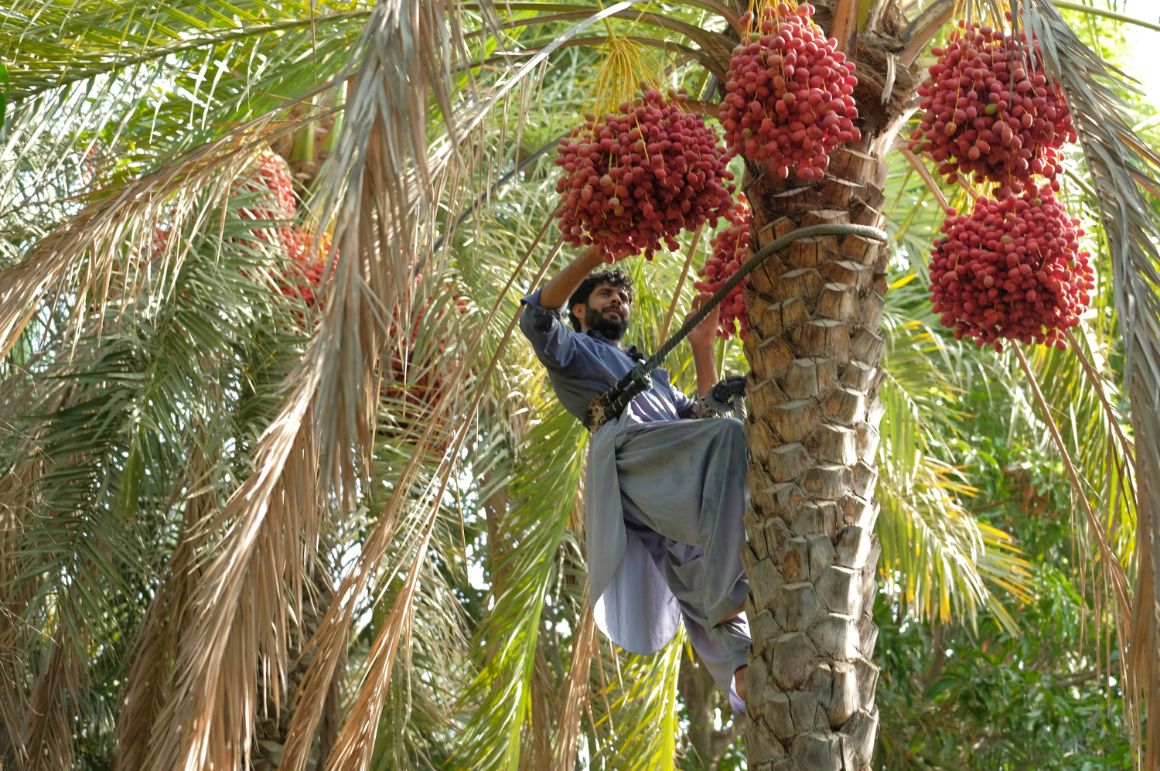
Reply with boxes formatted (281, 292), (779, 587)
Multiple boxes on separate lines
(577, 282), (631, 341)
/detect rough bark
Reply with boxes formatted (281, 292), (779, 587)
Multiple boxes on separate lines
(740, 143), (890, 771)
(733, 2), (922, 764)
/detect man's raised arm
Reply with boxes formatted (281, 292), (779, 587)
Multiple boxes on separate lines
(686, 304), (720, 397)
(536, 246), (605, 309)
(519, 246), (606, 371)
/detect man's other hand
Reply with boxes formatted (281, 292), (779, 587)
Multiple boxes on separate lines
(685, 299), (720, 352)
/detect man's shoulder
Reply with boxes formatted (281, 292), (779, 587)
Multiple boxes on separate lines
(518, 289), (567, 335)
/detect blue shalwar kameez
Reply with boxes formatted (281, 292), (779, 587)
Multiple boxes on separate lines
(519, 289), (751, 713)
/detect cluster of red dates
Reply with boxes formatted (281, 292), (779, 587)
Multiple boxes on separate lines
(912, 22), (1091, 350)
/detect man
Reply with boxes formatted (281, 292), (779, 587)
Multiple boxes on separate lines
(519, 245), (751, 712)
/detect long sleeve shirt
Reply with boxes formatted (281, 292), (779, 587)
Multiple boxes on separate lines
(518, 288), (695, 425)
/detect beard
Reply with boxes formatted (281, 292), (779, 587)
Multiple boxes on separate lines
(584, 305), (628, 341)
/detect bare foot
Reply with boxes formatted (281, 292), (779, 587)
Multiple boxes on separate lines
(734, 665), (748, 702)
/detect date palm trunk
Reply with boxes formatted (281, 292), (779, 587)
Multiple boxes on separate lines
(737, 5), (918, 768)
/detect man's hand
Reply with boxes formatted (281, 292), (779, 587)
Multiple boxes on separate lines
(685, 299), (720, 396)
(691, 375), (747, 419)
(685, 300), (720, 353)
(709, 374), (747, 406)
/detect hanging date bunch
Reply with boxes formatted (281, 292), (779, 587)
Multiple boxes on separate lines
(909, 21), (1076, 194)
(233, 147), (331, 310)
(929, 186), (1093, 350)
(718, 2), (860, 182)
(148, 149), (297, 260)
(554, 89), (735, 261)
(695, 195), (753, 339)
(279, 229), (330, 309)
(381, 284), (472, 451)
(238, 148), (299, 254)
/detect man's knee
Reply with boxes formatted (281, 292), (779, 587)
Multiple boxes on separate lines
(713, 416), (748, 462)
(704, 415), (745, 443)
(724, 416), (746, 443)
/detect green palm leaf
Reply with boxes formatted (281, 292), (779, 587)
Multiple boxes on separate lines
(1011, 3), (1160, 761)
(451, 406), (588, 769)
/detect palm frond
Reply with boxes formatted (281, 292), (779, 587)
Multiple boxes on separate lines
(877, 279), (1033, 629)
(0, 116), (318, 359)
(460, 1), (734, 65)
(877, 449), (1031, 632)
(0, 461), (37, 766)
(326, 499), (440, 768)
(362, 486), (480, 769)
(1013, 347), (1136, 696)
(281, 252), (541, 770)
(115, 476), (210, 771)
(1051, 1), (1160, 34)
(126, 0), (468, 765)
(1013, 3), (1160, 762)
(592, 634), (684, 770)
(278, 431), (462, 771)
(2, 3), (367, 99)
(322, 283), (490, 767)
(23, 625), (80, 771)
(1, 196), (310, 767)
(0, 0), (362, 215)
(552, 595), (599, 770)
(450, 406), (588, 768)
(1029, 328), (1136, 561)
(2, 182), (300, 771)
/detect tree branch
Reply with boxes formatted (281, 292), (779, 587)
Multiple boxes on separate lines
(831, 0), (860, 55)
(901, 0), (953, 67)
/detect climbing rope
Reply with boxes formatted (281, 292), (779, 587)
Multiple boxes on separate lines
(583, 222), (889, 431)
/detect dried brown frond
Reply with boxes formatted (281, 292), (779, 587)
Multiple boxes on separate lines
(1012, 1), (1160, 763)
(0, 89), (341, 363)
(525, 647), (556, 769)
(1014, 348), (1132, 613)
(0, 130), (256, 361)
(0, 365), (80, 768)
(286, 247), (559, 769)
(115, 451), (216, 771)
(897, 146), (952, 211)
(137, 0), (466, 766)
(283, 325), (486, 769)
(300, 377), (474, 769)
(1131, 403), (1160, 770)
(323, 523), (429, 769)
(0, 459), (39, 768)
(1014, 346), (1139, 751)
(22, 625), (82, 771)
(140, 388), (319, 771)
(553, 597), (598, 770)
(659, 227), (703, 342)
(278, 441), (436, 771)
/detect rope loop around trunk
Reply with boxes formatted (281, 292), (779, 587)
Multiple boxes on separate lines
(584, 222), (889, 432)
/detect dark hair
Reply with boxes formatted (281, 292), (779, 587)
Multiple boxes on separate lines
(567, 268), (634, 331)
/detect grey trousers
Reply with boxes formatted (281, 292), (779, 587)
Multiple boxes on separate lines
(615, 417), (751, 709)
